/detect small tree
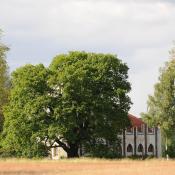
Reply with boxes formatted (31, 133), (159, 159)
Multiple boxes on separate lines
(142, 46), (175, 156)
(2, 64), (51, 157)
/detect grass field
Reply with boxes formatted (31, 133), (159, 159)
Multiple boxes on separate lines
(0, 158), (174, 175)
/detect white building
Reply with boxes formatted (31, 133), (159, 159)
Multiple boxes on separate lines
(51, 114), (162, 159)
(121, 114), (161, 157)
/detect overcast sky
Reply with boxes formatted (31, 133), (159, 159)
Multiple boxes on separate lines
(0, 0), (175, 116)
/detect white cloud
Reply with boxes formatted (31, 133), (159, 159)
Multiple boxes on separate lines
(0, 0), (175, 116)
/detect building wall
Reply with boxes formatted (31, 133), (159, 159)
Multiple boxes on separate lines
(125, 131), (134, 157)
(136, 133), (145, 156)
(123, 125), (161, 157)
(51, 143), (67, 159)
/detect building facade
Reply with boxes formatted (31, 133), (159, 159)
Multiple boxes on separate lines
(121, 114), (161, 157)
(51, 114), (162, 159)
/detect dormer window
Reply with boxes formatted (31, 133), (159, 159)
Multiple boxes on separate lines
(148, 127), (154, 134)
(126, 127), (133, 134)
(137, 125), (143, 134)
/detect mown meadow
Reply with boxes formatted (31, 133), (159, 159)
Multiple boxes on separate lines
(0, 158), (174, 175)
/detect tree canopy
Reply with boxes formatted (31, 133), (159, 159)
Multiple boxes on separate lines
(142, 46), (175, 156)
(2, 51), (131, 158)
(2, 64), (51, 157)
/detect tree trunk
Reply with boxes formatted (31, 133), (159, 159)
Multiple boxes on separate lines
(67, 143), (79, 158)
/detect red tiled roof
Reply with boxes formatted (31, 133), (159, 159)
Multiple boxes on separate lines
(128, 114), (145, 127)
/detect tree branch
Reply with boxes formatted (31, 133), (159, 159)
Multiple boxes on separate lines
(54, 137), (69, 152)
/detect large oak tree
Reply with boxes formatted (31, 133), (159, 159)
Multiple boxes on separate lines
(49, 52), (131, 157)
(2, 51), (131, 158)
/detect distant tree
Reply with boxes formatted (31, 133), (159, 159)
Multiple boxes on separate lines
(0, 31), (10, 131)
(142, 46), (175, 156)
(49, 51), (131, 157)
(2, 64), (51, 157)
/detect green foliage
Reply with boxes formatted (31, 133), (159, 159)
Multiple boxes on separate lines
(142, 46), (175, 156)
(84, 139), (122, 158)
(0, 31), (10, 131)
(2, 64), (51, 157)
(166, 141), (175, 158)
(49, 51), (131, 157)
(2, 51), (131, 158)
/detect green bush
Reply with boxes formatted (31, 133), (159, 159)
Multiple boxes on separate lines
(0, 142), (48, 158)
(84, 141), (122, 159)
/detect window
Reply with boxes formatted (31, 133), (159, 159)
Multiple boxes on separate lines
(137, 144), (143, 153)
(137, 125), (143, 133)
(127, 144), (133, 153)
(126, 127), (133, 134)
(148, 144), (154, 153)
(148, 127), (154, 134)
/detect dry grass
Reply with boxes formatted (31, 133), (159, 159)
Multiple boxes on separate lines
(0, 158), (174, 175)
